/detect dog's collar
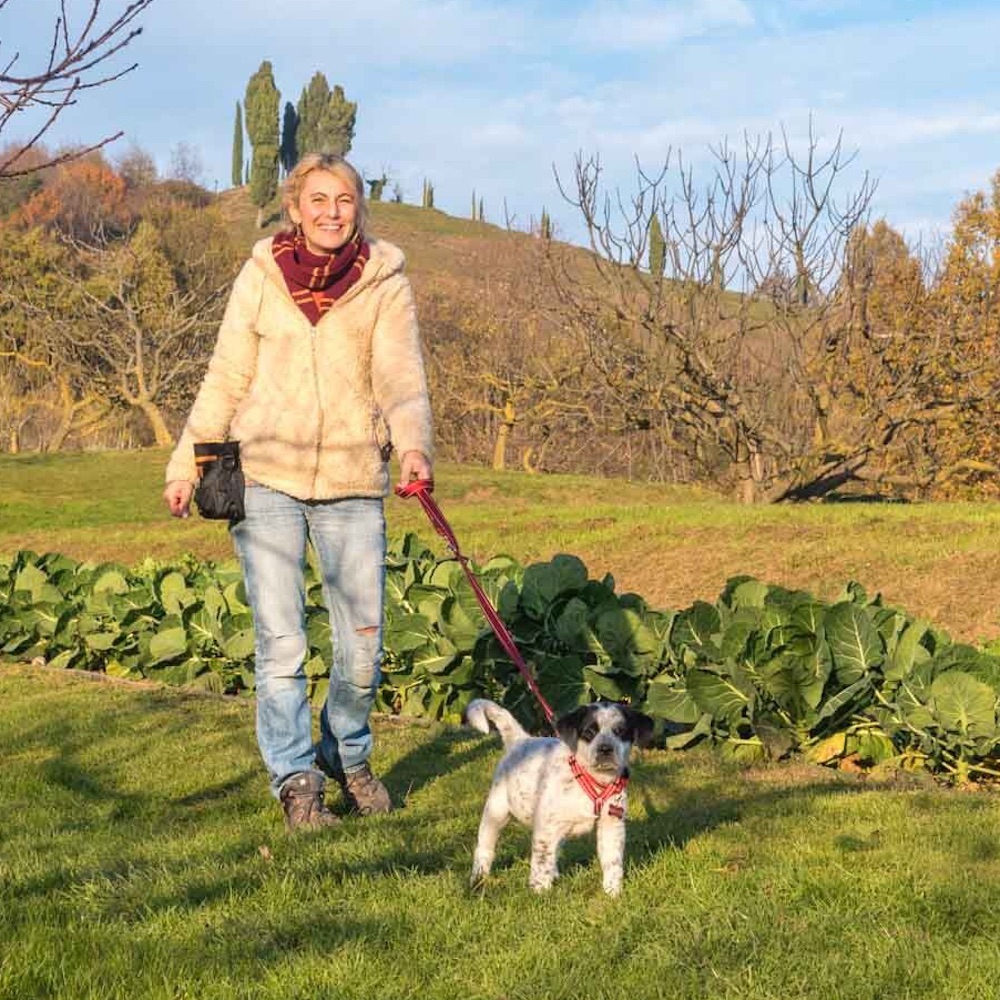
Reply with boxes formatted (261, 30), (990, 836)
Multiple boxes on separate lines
(568, 756), (628, 819)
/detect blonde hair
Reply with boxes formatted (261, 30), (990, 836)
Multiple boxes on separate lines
(281, 153), (368, 235)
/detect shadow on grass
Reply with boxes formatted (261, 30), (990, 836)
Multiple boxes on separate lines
(625, 756), (874, 857)
(480, 752), (882, 884)
(0, 674), (923, 911)
(378, 723), (498, 803)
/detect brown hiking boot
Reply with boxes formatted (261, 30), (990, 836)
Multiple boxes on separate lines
(279, 771), (340, 831)
(342, 764), (392, 816)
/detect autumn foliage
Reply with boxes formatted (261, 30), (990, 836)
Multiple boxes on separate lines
(4, 137), (1000, 502)
(16, 157), (131, 238)
(1, 156), (240, 452)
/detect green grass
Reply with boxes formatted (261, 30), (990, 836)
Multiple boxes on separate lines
(4, 449), (1000, 642)
(6, 453), (1000, 996)
(4, 664), (1000, 1000)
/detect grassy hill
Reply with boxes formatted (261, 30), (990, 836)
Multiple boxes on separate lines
(214, 184), (533, 297)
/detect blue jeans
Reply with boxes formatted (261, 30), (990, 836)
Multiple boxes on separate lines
(230, 485), (386, 798)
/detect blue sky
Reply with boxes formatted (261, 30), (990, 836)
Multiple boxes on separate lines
(7, 0), (1000, 246)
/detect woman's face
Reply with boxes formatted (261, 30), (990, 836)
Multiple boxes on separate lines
(290, 169), (358, 254)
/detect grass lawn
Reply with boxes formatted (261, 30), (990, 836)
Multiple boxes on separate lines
(3, 449), (1000, 642)
(3, 663), (1000, 1000)
(5, 451), (1000, 998)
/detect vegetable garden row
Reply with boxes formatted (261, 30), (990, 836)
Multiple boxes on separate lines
(4, 535), (1000, 780)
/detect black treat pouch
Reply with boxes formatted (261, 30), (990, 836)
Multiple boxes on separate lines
(193, 442), (245, 523)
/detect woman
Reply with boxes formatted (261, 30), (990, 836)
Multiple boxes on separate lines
(163, 154), (434, 830)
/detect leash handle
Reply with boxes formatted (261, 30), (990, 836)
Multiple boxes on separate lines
(395, 478), (556, 727)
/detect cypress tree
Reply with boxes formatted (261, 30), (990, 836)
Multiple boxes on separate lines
(320, 85), (356, 156)
(231, 101), (244, 188)
(648, 213), (666, 279)
(295, 72), (329, 157)
(244, 60), (280, 227)
(280, 101), (298, 174)
(422, 179), (434, 209)
(295, 75), (355, 158)
(249, 148), (279, 226)
(540, 208), (551, 240)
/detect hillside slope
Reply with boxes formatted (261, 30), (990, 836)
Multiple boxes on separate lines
(214, 185), (540, 298)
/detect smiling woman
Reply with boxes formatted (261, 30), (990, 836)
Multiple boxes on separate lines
(161, 152), (435, 830)
(268, 155), (372, 324)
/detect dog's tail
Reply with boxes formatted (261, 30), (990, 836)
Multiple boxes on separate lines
(463, 699), (528, 749)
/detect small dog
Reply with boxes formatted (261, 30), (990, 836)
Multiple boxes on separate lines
(463, 698), (655, 896)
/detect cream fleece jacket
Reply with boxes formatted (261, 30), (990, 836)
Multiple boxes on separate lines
(165, 236), (433, 500)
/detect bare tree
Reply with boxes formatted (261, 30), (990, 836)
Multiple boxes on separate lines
(552, 125), (887, 501)
(0, 0), (156, 177)
(2, 214), (235, 448)
(419, 236), (599, 474)
(53, 221), (233, 444)
(0, 226), (115, 451)
(168, 141), (203, 184)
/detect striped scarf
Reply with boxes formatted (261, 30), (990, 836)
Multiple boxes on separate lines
(271, 228), (370, 325)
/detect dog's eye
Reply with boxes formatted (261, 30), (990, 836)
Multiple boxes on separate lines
(612, 723), (627, 738)
(580, 724), (599, 742)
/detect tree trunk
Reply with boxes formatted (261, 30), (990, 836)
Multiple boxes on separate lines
(137, 398), (175, 446)
(44, 380), (75, 452)
(737, 443), (766, 503)
(491, 399), (516, 470)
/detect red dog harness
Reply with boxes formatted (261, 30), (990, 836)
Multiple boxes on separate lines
(569, 756), (628, 819)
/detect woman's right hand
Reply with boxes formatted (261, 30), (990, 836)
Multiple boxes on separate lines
(163, 480), (195, 518)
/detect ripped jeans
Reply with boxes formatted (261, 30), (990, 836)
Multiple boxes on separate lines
(230, 485), (386, 798)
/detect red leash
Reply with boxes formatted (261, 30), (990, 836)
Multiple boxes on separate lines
(396, 479), (628, 820)
(394, 478), (556, 728)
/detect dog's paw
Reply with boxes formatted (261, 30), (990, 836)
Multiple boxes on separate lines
(602, 876), (623, 897)
(469, 862), (490, 892)
(528, 871), (556, 893)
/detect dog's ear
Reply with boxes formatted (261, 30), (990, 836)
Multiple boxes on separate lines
(555, 705), (592, 747)
(625, 708), (657, 749)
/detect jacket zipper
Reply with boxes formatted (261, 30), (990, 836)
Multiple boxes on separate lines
(308, 322), (324, 495)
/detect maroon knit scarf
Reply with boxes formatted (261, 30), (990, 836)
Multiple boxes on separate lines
(271, 228), (370, 325)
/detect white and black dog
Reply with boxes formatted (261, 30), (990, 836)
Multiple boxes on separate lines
(463, 698), (655, 896)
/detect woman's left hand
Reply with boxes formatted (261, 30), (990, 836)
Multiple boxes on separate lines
(398, 450), (433, 488)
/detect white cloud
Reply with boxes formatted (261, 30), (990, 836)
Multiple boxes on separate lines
(570, 0), (755, 50)
(144, 0), (532, 68)
(468, 121), (531, 147)
(840, 109), (1000, 150)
